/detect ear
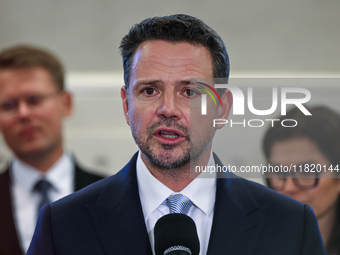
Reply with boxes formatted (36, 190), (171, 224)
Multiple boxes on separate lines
(61, 91), (73, 117)
(216, 89), (233, 130)
(121, 86), (130, 126)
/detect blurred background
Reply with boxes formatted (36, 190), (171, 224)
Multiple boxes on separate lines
(0, 0), (339, 177)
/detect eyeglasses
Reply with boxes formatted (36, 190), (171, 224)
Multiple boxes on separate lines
(266, 171), (319, 191)
(0, 91), (62, 119)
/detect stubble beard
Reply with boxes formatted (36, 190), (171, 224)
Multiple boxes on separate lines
(131, 118), (191, 175)
(131, 118), (215, 179)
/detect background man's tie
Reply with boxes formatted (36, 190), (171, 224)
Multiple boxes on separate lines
(34, 179), (52, 217)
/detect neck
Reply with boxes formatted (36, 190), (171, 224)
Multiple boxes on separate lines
(317, 204), (337, 247)
(147, 163), (198, 192)
(142, 150), (211, 192)
(16, 148), (64, 173)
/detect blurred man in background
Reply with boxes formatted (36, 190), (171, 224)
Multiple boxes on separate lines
(0, 45), (103, 255)
(263, 106), (340, 255)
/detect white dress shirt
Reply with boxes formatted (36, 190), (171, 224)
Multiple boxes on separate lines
(136, 151), (216, 255)
(10, 153), (74, 253)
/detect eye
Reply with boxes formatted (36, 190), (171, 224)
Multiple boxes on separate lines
(0, 100), (18, 112)
(26, 95), (44, 106)
(183, 88), (199, 97)
(142, 87), (157, 96)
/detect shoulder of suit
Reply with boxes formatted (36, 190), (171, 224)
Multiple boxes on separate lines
(52, 158), (135, 210)
(0, 167), (10, 182)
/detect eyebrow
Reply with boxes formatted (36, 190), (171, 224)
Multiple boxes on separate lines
(178, 80), (191, 85)
(134, 79), (192, 87)
(135, 79), (161, 86)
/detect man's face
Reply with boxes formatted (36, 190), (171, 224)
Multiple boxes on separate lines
(0, 68), (72, 161)
(121, 40), (230, 170)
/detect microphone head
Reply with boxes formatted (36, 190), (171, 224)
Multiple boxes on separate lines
(154, 214), (200, 255)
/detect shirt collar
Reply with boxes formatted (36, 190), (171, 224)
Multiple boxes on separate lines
(137, 152), (174, 219)
(11, 153), (74, 193)
(180, 153), (216, 217)
(136, 151), (216, 219)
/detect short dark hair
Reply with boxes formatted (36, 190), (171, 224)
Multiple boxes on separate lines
(263, 106), (340, 167)
(263, 106), (340, 254)
(119, 14), (229, 88)
(0, 45), (64, 91)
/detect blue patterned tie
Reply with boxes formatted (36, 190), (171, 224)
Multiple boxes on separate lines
(166, 194), (193, 214)
(34, 179), (52, 217)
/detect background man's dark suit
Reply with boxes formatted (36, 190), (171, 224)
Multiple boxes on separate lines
(27, 153), (326, 255)
(0, 163), (103, 255)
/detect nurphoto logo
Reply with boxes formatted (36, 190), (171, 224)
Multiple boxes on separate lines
(193, 78), (312, 128)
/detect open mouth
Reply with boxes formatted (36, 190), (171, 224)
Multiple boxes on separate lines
(159, 130), (179, 139)
(154, 127), (186, 145)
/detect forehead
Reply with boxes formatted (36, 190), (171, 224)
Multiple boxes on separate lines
(269, 137), (330, 165)
(0, 67), (56, 95)
(130, 40), (213, 84)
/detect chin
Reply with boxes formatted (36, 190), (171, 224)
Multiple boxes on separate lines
(144, 148), (190, 169)
(20, 145), (49, 157)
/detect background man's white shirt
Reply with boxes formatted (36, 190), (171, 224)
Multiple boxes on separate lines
(11, 153), (74, 252)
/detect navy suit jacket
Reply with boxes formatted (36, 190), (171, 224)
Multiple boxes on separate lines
(0, 162), (103, 255)
(27, 153), (326, 255)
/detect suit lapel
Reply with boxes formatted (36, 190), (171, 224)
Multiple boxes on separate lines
(86, 153), (152, 255)
(207, 155), (267, 255)
(0, 168), (23, 255)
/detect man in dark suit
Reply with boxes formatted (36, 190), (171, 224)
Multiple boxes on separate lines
(0, 45), (103, 255)
(27, 14), (326, 255)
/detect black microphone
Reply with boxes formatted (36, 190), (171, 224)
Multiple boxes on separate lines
(154, 214), (200, 255)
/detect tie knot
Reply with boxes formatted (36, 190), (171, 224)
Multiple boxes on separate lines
(34, 179), (52, 195)
(166, 194), (193, 215)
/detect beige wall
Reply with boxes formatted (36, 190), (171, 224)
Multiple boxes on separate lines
(0, 1), (339, 177)
(0, 0), (339, 74)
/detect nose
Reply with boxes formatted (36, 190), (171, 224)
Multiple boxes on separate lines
(16, 100), (32, 118)
(156, 91), (182, 120)
(282, 178), (299, 195)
